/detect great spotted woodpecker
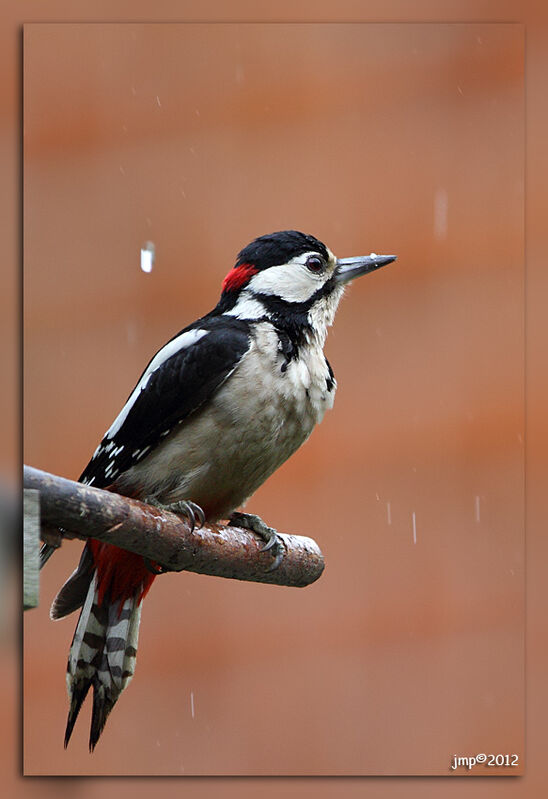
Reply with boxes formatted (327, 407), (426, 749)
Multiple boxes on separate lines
(43, 230), (396, 750)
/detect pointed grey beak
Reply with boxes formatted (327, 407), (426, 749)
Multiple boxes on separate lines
(334, 254), (397, 284)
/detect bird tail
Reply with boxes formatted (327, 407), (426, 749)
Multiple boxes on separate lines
(63, 574), (142, 750)
(52, 541), (156, 751)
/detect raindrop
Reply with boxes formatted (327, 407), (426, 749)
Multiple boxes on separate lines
(140, 241), (155, 273)
(412, 511), (417, 544)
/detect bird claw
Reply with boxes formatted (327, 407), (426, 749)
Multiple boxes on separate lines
(142, 498), (205, 574)
(179, 500), (205, 531)
(229, 512), (285, 570)
(147, 498), (205, 532)
(259, 536), (277, 553)
(264, 547), (284, 572)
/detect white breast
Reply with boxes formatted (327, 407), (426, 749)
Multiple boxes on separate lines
(121, 322), (336, 519)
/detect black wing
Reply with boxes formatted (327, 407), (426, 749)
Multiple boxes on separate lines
(79, 315), (251, 488)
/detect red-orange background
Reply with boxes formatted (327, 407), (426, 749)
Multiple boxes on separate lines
(22, 22), (524, 777)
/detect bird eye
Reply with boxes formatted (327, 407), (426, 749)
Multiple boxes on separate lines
(306, 255), (324, 274)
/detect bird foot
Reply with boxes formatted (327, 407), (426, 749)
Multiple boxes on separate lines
(147, 498), (205, 532)
(143, 498), (206, 574)
(229, 512), (285, 571)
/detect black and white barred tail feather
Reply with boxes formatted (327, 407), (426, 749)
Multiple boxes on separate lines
(63, 572), (141, 751)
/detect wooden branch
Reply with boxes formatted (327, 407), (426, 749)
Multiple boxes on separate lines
(23, 465), (324, 588)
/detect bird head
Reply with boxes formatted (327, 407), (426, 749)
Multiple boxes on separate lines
(218, 230), (396, 341)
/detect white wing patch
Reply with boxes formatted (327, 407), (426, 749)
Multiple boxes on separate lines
(106, 328), (209, 439)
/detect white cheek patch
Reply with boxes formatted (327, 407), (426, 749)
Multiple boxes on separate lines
(225, 293), (266, 320)
(248, 261), (323, 304)
(106, 328), (209, 438)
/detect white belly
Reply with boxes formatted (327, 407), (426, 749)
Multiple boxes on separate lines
(121, 323), (336, 519)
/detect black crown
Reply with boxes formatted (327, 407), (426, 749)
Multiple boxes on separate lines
(235, 230), (329, 271)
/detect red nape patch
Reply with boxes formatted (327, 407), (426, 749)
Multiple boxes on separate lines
(89, 539), (157, 610)
(222, 262), (258, 293)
